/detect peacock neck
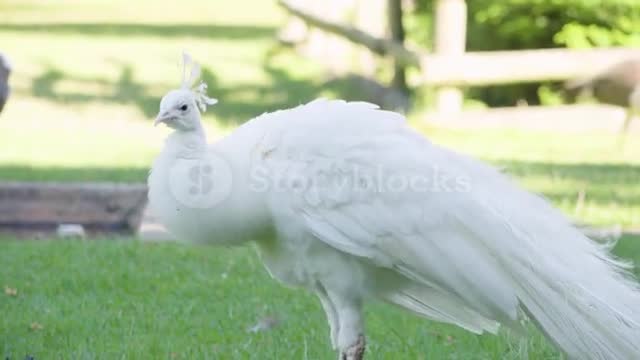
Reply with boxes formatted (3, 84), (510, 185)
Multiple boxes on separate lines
(164, 125), (207, 159)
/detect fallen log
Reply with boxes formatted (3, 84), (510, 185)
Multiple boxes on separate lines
(0, 182), (147, 234)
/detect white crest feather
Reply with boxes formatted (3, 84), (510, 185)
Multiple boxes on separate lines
(180, 52), (218, 112)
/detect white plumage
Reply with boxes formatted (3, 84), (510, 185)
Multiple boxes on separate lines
(149, 55), (640, 360)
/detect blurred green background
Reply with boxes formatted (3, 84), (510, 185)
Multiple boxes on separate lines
(412, 0), (640, 106)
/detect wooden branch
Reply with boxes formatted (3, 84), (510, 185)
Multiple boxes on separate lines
(419, 48), (640, 86)
(425, 104), (635, 133)
(278, 0), (421, 68)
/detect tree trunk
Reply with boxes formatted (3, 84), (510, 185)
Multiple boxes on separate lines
(388, 0), (408, 94)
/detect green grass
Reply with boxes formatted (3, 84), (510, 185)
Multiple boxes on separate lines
(3, 235), (638, 359)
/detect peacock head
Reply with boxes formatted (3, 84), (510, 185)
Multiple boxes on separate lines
(154, 52), (217, 131)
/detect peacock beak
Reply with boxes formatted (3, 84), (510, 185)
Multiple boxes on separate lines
(154, 111), (173, 126)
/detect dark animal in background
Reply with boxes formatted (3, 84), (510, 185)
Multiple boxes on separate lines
(565, 58), (640, 133)
(0, 53), (11, 115)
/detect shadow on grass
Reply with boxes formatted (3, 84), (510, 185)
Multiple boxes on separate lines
(0, 165), (149, 183)
(192, 48), (371, 124)
(8, 14), (391, 125)
(31, 63), (168, 118)
(207, 60), (328, 123)
(0, 23), (275, 39)
(498, 160), (640, 207)
(26, 46), (361, 125)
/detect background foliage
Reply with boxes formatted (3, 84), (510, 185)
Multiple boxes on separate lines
(411, 0), (640, 106)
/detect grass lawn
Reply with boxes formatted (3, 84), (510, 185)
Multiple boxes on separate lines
(2, 235), (638, 359)
(1, 0), (640, 358)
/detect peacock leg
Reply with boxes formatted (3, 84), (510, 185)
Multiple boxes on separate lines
(324, 289), (366, 360)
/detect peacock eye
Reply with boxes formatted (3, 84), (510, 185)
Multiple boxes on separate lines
(180, 104), (188, 111)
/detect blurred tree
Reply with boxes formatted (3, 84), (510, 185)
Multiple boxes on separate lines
(411, 0), (640, 106)
(388, 0), (409, 94)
